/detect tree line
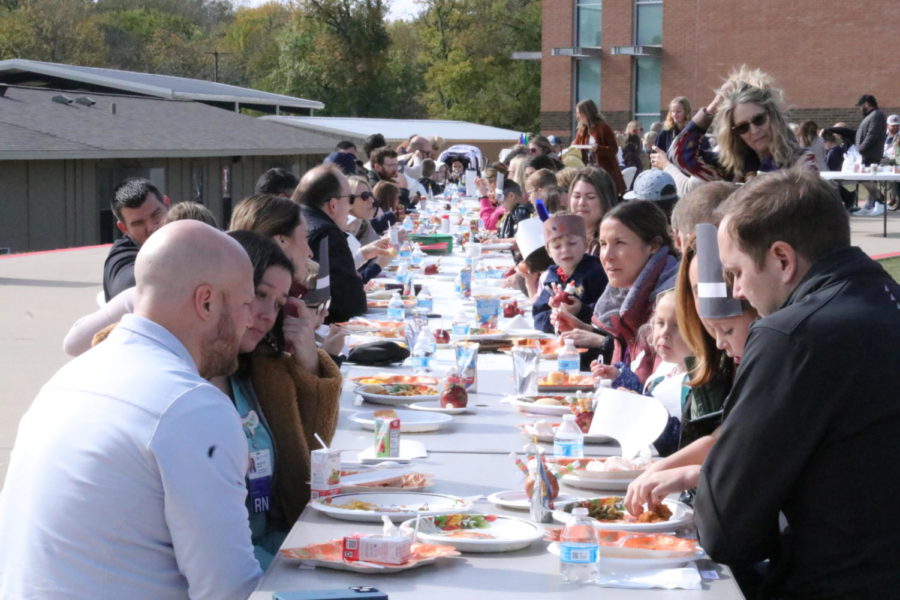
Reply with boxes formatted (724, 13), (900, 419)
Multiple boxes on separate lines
(0, 0), (541, 132)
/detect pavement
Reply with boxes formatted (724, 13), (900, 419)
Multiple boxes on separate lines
(1, 214), (899, 482)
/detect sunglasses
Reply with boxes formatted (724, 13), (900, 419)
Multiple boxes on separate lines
(350, 191), (373, 203)
(731, 111), (769, 135)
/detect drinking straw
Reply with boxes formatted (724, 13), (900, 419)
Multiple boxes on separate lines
(314, 433), (329, 450)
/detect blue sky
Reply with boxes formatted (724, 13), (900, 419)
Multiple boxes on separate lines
(236, 0), (423, 21)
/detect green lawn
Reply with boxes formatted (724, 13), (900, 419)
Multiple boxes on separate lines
(879, 256), (900, 282)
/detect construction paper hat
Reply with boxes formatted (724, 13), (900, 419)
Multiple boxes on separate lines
(543, 213), (586, 243)
(516, 216), (545, 260)
(696, 223), (742, 319)
(303, 237), (331, 305)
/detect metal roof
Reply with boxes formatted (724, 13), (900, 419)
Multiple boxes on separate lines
(0, 85), (339, 161)
(263, 116), (522, 143)
(0, 59), (324, 113)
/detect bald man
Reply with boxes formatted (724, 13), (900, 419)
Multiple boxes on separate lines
(0, 221), (262, 600)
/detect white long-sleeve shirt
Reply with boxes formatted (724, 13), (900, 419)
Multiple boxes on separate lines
(0, 314), (261, 600)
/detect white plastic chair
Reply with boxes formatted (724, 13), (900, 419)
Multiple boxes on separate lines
(621, 166), (638, 191)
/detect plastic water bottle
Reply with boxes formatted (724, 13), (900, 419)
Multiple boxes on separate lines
(416, 286), (433, 313)
(554, 414), (584, 458)
(387, 292), (405, 321)
(451, 310), (470, 336)
(557, 338), (580, 375)
(408, 329), (433, 370)
(559, 506), (599, 584)
(410, 244), (425, 266)
(402, 215), (414, 232)
(399, 240), (412, 259)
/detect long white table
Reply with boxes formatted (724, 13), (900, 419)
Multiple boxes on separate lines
(821, 170), (900, 237)
(251, 244), (744, 599)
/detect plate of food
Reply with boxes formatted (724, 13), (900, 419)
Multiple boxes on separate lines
(518, 421), (612, 445)
(486, 489), (581, 511)
(351, 374), (440, 387)
(457, 327), (508, 341)
(281, 539), (459, 573)
(552, 496), (693, 532)
(400, 513), (544, 553)
(338, 319), (405, 338)
(407, 400), (475, 415)
(356, 384), (440, 405)
(511, 394), (577, 416)
(546, 532), (705, 570)
(340, 468), (433, 493)
(367, 297), (417, 310)
(537, 371), (596, 393)
(310, 492), (472, 522)
(350, 409), (454, 433)
(558, 456), (652, 491)
(502, 338), (590, 358)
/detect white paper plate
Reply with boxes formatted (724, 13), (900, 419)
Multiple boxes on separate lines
(510, 396), (573, 416)
(310, 492), (471, 522)
(350, 410), (453, 433)
(479, 242), (513, 251)
(547, 542), (706, 570)
(401, 514), (543, 553)
(519, 423), (612, 445)
(551, 498), (694, 532)
(281, 544), (457, 573)
(408, 400), (474, 415)
(560, 474), (633, 492)
(340, 468), (412, 486)
(357, 384), (440, 406)
(486, 490), (581, 511)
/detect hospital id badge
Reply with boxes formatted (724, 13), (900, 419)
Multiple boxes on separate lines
(248, 449), (273, 514)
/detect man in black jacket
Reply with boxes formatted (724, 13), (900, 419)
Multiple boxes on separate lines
(103, 178), (168, 301)
(295, 165), (366, 323)
(854, 94), (888, 214)
(695, 168), (900, 599)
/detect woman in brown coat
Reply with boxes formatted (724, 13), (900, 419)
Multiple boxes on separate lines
(573, 98), (626, 196)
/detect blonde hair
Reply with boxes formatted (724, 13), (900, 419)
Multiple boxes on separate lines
(347, 175), (369, 195)
(663, 96), (693, 131)
(555, 166), (579, 191)
(508, 155), (528, 190)
(712, 66), (800, 180)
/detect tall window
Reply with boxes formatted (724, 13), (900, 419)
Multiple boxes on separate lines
(633, 0), (662, 129)
(575, 0), (602, 120)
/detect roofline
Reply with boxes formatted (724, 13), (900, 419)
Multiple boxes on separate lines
(0, 147), (333, 161)
(262, 116), (522, 141)
(0, 59), (325, 110)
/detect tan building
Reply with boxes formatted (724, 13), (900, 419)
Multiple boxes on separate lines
(541, 0), (899, 138)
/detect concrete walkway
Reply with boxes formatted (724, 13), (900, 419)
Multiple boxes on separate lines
(1, 214), (899, 481)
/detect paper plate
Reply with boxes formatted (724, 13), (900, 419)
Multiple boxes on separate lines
(340, 471), (433, 493)
(310, 492), (471, 522)
(536, 383), (596, 393)
(407, 400), (474, 415)
(510, 395), (574, 416)
(351, 374), (439, 387)
(518, 422), (612, 445)
(546, 542), (705, 570)
(400, 514), (543, 553)
(551, 498), (694, 532)
(560, 474), (634, 492)
(350, 410), (454, 433)
(357, 384), (440, 405)
(281, 540), (460, 573)
(486, 490), (581, 511)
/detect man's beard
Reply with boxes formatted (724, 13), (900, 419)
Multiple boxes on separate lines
(199, 308), (241, 379)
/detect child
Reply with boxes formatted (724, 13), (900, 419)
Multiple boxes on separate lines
(531, 213), (607, 333)
(496, 180), (534, 240)
(641, 290), (692, 456)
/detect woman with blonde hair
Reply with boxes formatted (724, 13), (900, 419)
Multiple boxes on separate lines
(656, 96), (693, 152)
(572, 98), (626, 195)
(670, 66), (817, 182)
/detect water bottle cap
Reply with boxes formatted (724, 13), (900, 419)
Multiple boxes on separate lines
(571, 507), (588, 517)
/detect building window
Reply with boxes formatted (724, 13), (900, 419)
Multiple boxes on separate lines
(576, 58), (601, 106)
(633, 0), (662, 129)
(576, 0), (602, 47)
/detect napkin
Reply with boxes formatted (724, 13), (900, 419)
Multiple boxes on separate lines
(595, 566), (701, 590)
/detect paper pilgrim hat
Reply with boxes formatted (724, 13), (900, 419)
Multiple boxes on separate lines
(696, 223), (742, 319)
(303, 237), (331, 306)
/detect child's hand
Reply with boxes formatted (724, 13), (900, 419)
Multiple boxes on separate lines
(558, 296), (582, 316)
(590, 359), (619, 380)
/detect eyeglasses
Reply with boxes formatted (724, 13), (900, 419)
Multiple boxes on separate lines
(731, 111), (769, 135)
(350, 191), (372, 203)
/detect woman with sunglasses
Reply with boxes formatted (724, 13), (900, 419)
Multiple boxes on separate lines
(572, 98), (626, 196)
(345, 175), (392, 283)
(669, 66), (817, 183)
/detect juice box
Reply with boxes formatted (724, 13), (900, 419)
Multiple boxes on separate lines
(373, 416), (400, 458)
(310, 448), (342, 499)
(342, 535), (412, 565)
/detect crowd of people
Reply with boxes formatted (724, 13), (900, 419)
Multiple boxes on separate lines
(0, 65), (898, 600)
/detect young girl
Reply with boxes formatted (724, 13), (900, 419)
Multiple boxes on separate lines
(531, 213), (607, 333)
(642, 290), (693, 456)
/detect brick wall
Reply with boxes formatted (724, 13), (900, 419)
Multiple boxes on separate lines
(542, 0), (900, 136)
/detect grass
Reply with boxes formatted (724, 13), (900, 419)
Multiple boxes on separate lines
(878, 256), (900, 282)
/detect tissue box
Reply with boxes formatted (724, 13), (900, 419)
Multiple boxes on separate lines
(342, 535), (412, 565)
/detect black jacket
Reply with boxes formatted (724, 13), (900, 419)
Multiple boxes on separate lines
(301, 205), (367, 324)
(102, 235), (138, 301)
(695, 247), (900, 599)
(532, 254), (607, 334)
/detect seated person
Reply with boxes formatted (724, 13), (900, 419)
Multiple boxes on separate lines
(371, 180), (399, 235)
(293, 165), (367, 323)
(0, 221), (262, 599)
(256, 167), (299, 197)
(368, 147), (413, 210)
(103, 177), (168, 301)
(418, 159), (443, 195)
(670, 181), (738, 251)
(496, 180), (534, 240)
(525, 168), (558, 206)
(531, 213), (606, 333)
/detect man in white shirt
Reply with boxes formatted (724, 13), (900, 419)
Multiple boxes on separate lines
(0, 221), (262, 600)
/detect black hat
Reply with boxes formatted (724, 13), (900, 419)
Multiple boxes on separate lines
(856, 94), (877, 107)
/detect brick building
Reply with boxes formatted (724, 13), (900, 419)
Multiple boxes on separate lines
(541, 0), (899, 139)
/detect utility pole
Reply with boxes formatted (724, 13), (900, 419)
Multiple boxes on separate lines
(205, 51), (230, 82)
